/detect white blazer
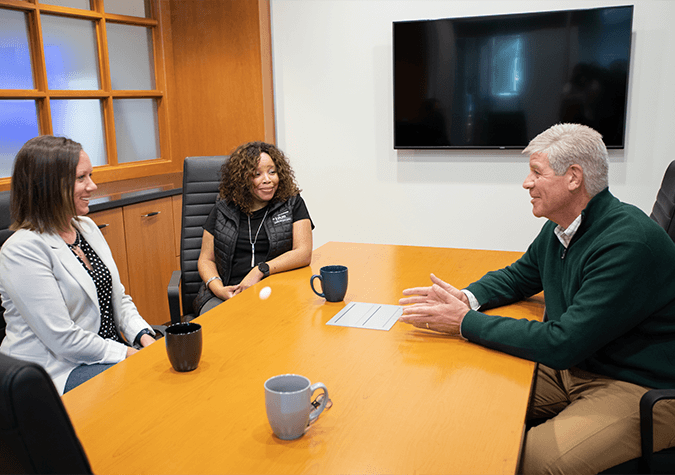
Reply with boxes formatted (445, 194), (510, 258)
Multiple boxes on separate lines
(0, 216), (152, 394)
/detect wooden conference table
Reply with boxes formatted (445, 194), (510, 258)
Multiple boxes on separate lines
(62, 242), (545, 475)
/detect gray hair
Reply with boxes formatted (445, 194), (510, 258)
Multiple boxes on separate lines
(522, 123), (609, 197)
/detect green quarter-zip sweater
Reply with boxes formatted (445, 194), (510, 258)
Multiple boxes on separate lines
(462, 189), (675, 389)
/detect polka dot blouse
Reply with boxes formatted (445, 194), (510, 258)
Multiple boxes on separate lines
(71, 233), (121, 342)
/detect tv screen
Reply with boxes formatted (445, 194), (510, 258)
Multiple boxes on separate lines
(393, 6), (633, 149)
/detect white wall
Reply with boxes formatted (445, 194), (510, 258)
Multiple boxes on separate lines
(271, 0), (675, 252)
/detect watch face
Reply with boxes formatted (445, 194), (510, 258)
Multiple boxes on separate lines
(259, 262), (269, 275)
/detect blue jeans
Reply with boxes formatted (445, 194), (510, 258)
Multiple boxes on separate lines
(63, 363), (115, 393)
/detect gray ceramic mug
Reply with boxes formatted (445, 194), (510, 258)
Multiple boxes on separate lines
(264, 374), (329, 440)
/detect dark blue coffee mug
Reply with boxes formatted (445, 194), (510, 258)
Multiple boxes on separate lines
(310, 265), (348, 302)
(165, 322), (202, 372)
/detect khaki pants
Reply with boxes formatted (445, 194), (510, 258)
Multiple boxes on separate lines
(520, 365), (675, 475)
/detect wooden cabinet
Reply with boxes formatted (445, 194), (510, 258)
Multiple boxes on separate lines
(89, 194), (183, 326)
(123, 198), (177, 326)
(89, 208), (130, 292)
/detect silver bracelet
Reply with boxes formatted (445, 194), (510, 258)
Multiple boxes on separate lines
(205, 275), (222, 289)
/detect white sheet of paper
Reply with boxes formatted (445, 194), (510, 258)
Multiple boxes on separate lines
(326, 302), (402, 331)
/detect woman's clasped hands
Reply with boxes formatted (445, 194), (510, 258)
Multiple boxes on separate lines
(209, 265), (266, 301)
(209, 281), (243, 301)
(398, 273), (472, 335)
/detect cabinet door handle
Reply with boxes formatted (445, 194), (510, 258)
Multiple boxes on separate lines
(97, 223), (110, 229)
(142, 211), (161, 218)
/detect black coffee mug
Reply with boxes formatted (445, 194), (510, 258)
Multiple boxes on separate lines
(310, 265), (348, 302)
(165, 322), (202, 372)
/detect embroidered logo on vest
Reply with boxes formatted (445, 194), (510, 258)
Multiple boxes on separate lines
(272, 210), (292, 225)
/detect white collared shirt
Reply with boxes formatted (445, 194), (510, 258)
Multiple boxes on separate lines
(554, 214), (584, 249)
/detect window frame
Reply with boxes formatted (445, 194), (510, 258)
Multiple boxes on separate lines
(0, 0), (175, 191)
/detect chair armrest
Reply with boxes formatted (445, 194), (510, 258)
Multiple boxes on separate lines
(167, 270), (182, 325)
(639, 388), (675, 473)
(150, 325), (167, 339)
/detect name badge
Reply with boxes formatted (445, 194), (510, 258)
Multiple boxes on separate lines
(272, 210), (292, 225)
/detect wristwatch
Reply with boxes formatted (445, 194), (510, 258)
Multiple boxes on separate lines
(258, 262), (270, 278)
(134, 328), (154, 347)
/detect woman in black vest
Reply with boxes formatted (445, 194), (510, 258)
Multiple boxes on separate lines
(194, 142), (314, 315)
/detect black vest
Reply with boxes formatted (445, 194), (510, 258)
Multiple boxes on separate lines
(192, 196), (297, 314)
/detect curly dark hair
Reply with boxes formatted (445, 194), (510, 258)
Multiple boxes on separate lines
(219, 141), (301, 215)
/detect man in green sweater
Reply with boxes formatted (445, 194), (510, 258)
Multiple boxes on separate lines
(399, 123), (675, 474)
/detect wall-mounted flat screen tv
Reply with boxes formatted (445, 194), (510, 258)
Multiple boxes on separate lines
(393, 5), (633, 149)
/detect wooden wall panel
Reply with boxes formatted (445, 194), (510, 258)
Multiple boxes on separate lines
(166, 0), (274, 163)
(258, 0), (276, 144)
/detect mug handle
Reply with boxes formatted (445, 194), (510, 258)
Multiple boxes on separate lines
(307, 383), (329, 425)
(310, 275), (325, 298)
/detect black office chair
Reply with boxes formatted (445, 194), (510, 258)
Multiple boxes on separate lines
(0, 190), (13, 344)
(650, 160), (675, 242)
(167, 156), (227, 324)
(600, 161), (675, 474)
(0, 353), (92, 474)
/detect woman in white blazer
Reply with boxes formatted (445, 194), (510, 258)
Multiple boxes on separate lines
(0, 136), (155, 395)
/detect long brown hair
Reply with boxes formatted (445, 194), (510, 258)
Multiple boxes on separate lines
(219, 141), (301, 215)
(10, 135), (82, 233)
